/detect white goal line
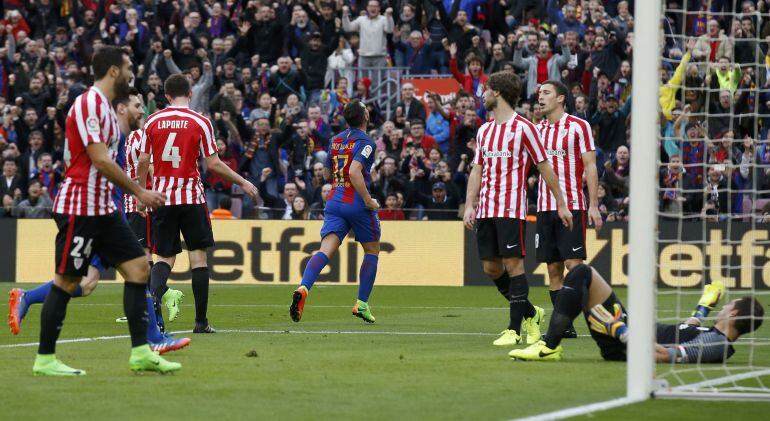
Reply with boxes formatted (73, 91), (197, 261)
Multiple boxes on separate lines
(0, 302), (706, 313)
(3, 329), (587, 349)
(512, 397), (642, 421)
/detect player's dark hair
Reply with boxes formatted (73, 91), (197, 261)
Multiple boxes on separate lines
(165, 74), (191, 99)
(112, 87), (140, 108)
(92, 46), (127, 81)
(343, 99), (367, 128)
(733, 296), (764, 335)
(542, 80), (569, 105)
(487, 71), (522, 108)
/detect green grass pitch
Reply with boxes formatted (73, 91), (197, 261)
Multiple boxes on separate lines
(1, 284), (768, 420)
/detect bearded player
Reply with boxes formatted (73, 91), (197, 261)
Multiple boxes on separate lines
(29, 46), (178, 376)
(7, 90), (189, 355)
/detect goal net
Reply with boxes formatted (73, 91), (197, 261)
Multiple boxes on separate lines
(647, 0), (770, 400)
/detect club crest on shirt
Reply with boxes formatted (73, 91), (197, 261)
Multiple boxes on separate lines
(86, 117), (100, 135)
(74, 257), (83, 270)
(483, 150), (512, 158)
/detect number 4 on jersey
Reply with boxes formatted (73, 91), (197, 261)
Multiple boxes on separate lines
(162, 133), (181, 168)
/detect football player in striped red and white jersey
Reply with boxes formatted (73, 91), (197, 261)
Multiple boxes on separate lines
(32, 46), (177, 376)
(534, 80), (603, 339)
(463, 71), (573, 349)
(137, 74), (258, 334)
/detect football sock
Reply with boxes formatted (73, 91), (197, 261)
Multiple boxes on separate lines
(26, 281), (81, 306)
(493, 273), (518, 330)
(150, 261), (171, 323)
(550, 288), (575, 331)
(300, 252), (329, 290)
(545, 265), (591, 350)
(124, 282), (148, 348)
(191, 267), (210, 324)
(145, 288), (163, 343)
(150, 261), (171, 301)
(492, 274), (510, 299)
(357, 254), (378, 302)
(508, 274), (535, 332)
(549, 289), (559, 308)
(38, 284), (71, 355)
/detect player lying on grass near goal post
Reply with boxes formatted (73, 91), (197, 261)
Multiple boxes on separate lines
(8, 90), (190, 355)
(508, 263), (764, 363)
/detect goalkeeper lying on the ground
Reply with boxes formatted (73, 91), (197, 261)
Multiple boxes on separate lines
(508, 264), (764, 363)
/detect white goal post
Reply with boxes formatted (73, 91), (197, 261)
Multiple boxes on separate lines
(626, 0), (661, 404)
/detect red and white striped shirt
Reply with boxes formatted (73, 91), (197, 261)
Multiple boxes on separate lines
(124, 129), (152, 213)
(140, 106), (217, 206)
(536, 113), (595, 212)
(472, 113), (547, 219)
(53, 87), (121, 216)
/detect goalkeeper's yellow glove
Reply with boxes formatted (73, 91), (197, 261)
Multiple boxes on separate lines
(587, 303), (628, 344)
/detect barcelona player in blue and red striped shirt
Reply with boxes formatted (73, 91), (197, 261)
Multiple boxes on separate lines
(290, 100), (381, 323)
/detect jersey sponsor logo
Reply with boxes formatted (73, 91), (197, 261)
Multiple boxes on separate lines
(361, 145), (373, 158)
(546, 149), (566, 157)
(157, 120), (190, 130)
(483, 150), (512, 158)
(86, 116), (100, 135)
(572, 246), (583, 252)
(506, 244), (518, 249)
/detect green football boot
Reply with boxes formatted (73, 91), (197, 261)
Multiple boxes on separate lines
(129, 345), (182, 374)
(33, 354), (86, 376)
(523, 305), (546, 345)
(352, 300), (375, 323)
(162, 289), (184, 322)
(508, 341), (563, 361)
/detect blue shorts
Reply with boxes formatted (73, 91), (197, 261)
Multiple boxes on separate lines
(320, 201), (381, 243)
